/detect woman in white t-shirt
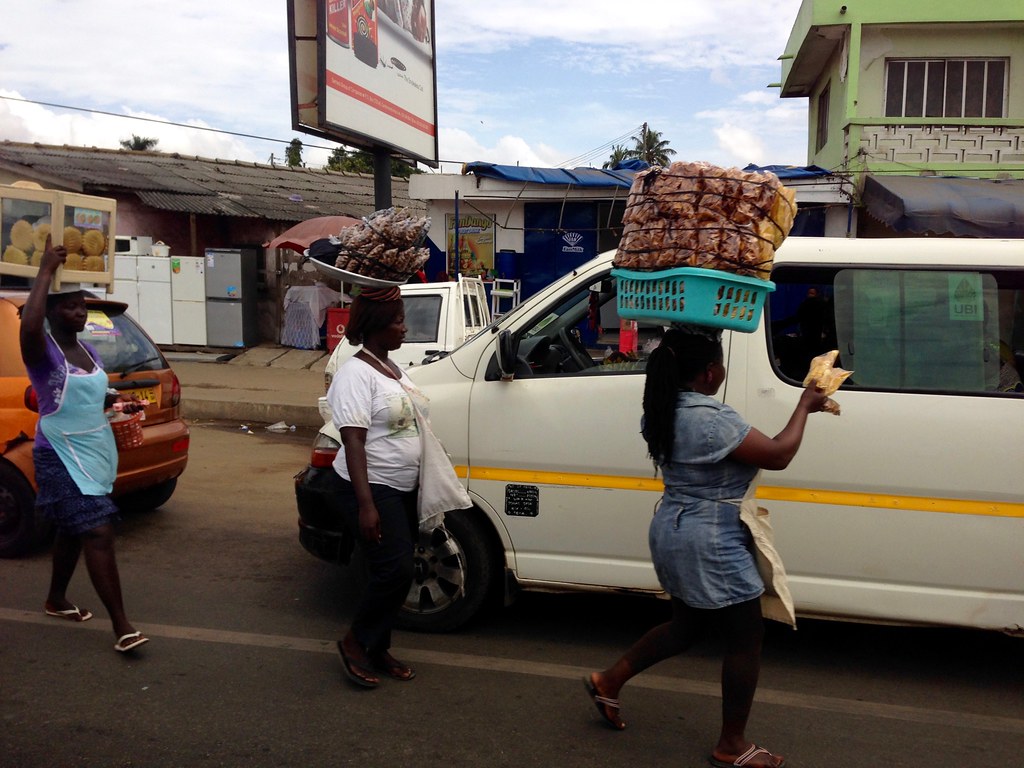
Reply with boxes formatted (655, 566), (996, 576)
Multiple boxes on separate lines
(326, 285), (427, 688)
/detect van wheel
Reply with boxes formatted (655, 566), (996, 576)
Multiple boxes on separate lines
(0, 462), (46, 558)
(397, 508), (498, 633)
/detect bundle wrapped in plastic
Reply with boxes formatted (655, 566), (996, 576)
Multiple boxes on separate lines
(803, 350), (853, 415)
(613, 161), (797, 279)
(334, 207), (430, 282)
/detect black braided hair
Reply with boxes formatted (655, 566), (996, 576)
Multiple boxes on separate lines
(641, 326), (723, 465)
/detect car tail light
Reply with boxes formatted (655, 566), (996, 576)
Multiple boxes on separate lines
(24, 386), (39, 412)
(170, 372), (181, 407)
(310, 447), (338, 468)
(171, 436), (190, 453)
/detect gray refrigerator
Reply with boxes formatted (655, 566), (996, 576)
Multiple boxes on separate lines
(204, 248), (259, 347)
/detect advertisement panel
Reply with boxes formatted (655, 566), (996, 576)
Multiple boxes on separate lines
(288, 0), (438, 165)
(446, 213), (496, 278)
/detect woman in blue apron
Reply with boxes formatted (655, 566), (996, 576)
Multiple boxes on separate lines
(20, 237), (148, 654)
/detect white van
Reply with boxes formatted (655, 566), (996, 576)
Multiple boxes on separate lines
(296, 237), (1024, 634)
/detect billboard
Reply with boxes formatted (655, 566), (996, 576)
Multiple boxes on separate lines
(288, 0), (439, 167)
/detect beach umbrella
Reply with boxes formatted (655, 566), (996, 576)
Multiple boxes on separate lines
(265, 215), (361, 252)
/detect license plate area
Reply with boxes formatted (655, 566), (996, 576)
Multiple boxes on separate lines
(122, 386), (159, 405)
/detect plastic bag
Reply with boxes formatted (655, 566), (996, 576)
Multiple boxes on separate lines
(803, 350), (852, 415)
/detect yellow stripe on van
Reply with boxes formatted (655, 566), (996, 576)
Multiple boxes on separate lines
(455, 466), (1024, 519)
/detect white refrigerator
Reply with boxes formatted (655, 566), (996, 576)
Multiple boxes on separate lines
(136, 256), (173, 345)
(170, 256), (208, 345)
(110, 254), (139, 320)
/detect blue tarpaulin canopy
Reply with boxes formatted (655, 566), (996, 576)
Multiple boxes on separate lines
(462, 161), (639, 188)
(742, 164), (833, 180)
(463, 161), (834, 189)
(863, 174), (1024, 238)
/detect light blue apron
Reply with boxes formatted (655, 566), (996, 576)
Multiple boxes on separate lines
(37, 337), (117, 496)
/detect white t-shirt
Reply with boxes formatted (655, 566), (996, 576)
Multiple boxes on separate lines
(326, 356), (428, 492)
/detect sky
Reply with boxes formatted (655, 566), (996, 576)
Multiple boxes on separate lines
(0, 0), (810, 175)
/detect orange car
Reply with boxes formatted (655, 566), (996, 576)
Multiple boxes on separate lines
(0, 290), (190, 557)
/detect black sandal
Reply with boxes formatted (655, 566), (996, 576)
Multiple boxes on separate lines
(371, 650), (416, 681)
(337, 640), (379, 688)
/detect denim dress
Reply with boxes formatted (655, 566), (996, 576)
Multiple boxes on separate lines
(648, 391), (762, 609)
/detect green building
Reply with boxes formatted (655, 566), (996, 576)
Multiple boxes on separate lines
(778, 0), (1024, 237)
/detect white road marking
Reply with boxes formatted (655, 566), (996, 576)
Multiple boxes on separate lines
(4, 606), (1021, 735)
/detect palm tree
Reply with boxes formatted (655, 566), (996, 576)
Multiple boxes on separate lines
(119, 135), (159, 151)
(602, 144), (632, 169)
(630, 124), (675, 167)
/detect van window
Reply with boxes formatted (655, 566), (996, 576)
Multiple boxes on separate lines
(515, 274), (661, 376)
(402, 294), (442, 344)
(768, 266), (1024, 395)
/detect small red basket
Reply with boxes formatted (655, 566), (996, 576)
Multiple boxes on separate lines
(110, 412), (144, 450)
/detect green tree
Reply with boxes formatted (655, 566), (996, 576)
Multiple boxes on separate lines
(630, 124), (676, 167)
(285, 138), (304, 167)
(602, 144), (632, 169)
(119, 134), (159, 151)
(324, 146), (419, 179)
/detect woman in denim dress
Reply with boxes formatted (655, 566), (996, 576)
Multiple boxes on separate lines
(585, 326), (827, 768)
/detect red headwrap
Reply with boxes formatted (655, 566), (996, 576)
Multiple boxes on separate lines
(359, 285), (402, 302)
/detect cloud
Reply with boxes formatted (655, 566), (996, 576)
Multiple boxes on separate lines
(437, 0), (801, 67)
(0, 1), (811, 172)
(714, 124), (768, 165)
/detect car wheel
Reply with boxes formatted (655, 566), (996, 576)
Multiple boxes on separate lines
(0, 462), (47, 558)
(115, 478), (178, 514)
(396, 508), (498, 633)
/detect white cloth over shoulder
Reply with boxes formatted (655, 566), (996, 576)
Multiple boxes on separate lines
(401, 382), (472, 532)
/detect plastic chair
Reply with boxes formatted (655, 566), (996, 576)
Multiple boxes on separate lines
(490, 278), (521, 318)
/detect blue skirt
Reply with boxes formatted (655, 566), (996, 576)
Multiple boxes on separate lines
(33, 447), (119, 536)
(649, 497), (764, 610)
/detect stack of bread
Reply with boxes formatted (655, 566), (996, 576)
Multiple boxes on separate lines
(334, 207), (430, 282)
(2, 220), (107, 271)
(613, 161), (797, 280)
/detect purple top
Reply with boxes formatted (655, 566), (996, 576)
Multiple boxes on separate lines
(25, 335), (105, 451)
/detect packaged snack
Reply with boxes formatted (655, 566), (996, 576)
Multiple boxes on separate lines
(803, 350), (853, 415)
(613, 161), (797, 279)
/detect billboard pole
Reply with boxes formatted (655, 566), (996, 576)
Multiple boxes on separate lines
(373, 147), (392, 209)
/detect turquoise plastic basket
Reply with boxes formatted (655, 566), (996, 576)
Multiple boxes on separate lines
(613, 267), (775, 333)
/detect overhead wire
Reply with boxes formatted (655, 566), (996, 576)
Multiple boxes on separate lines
(2, 94), (643, 172)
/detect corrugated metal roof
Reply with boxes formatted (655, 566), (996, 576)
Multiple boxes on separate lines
(0, 142), (422, 222)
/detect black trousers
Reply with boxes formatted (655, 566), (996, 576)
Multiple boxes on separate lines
(338, 478), (418, 654)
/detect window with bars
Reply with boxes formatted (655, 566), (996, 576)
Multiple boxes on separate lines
(884, 58), (1007, 118)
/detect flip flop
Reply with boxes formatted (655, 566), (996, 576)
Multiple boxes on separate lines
(371, 651), (416, 681)
(114, 632), (150, 653)
(709, 744), (786, 767)
(583, 674), (625, 730)
(45, 605), (93, 622)
(336, 641), (379, 688)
